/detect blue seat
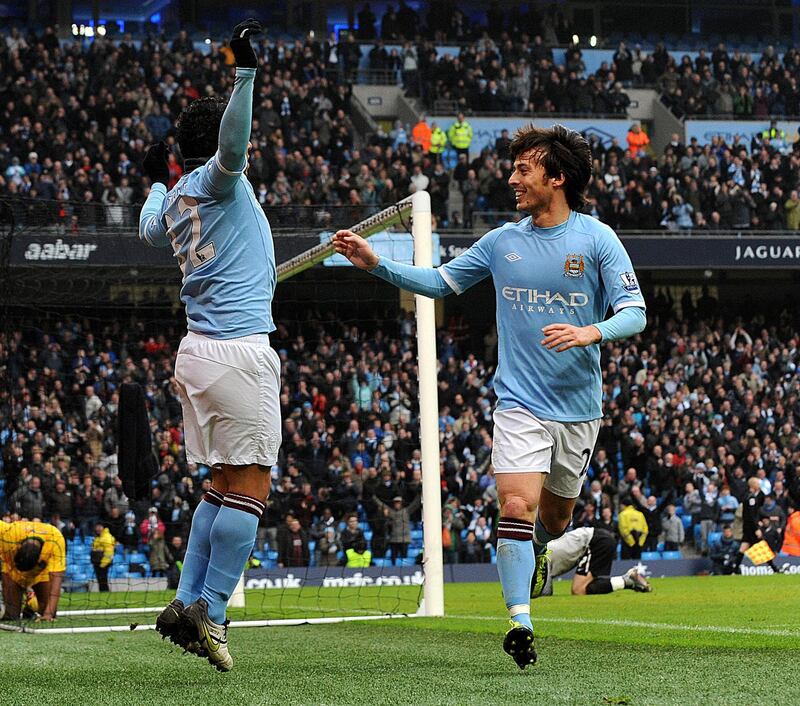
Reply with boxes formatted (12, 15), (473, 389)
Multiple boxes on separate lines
(127, 552), (147, 564)
(267, 550), (278, 561)
(674, 506), (684, 516)
(662, 550), (683, 560)
(252, 550), (266, 561)
(641, 551), (662, 560)
(656, 542), (665, 552)
(308, 540), (316, 554)
(693, 525), (702, 543)
(398, 557), (416, 567)
(708, 531), (722, 547)
(407, 546), (421, 558)
(410, 529), (423, 542)
(681, 515), (693, 530)
(373, 558), (391, 568)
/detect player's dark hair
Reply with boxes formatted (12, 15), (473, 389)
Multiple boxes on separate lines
(509, 124), (592, 211)
(175, 97), (228, 160)
(14, 537), (44, 572)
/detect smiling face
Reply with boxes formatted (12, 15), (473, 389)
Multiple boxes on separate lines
(508, 149), (564, 216)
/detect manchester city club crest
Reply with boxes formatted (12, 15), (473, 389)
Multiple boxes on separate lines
(564, 253), (585, 278)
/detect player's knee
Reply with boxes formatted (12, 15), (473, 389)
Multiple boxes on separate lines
(571, 583), (587, 596)
(500, 494), (537, 519)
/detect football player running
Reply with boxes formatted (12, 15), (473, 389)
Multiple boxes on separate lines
(333, 125), (646, 668)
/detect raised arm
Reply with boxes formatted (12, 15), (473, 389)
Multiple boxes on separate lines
(217, 20), (263, 172)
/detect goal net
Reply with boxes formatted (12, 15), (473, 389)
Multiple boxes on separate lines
(0, 194), (444, 635)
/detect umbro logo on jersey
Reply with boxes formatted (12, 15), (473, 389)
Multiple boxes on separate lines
(505, 252), (522, 262)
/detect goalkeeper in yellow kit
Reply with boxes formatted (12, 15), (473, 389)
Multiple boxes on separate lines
(0, 520), (66, 621)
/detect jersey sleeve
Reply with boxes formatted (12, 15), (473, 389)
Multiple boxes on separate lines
(598, 230), (646, 312)
(438, 229), (497, 294)
(196, 66), (255, 199)
(197, 152), (246, 200)
(138, 183), (170, 247)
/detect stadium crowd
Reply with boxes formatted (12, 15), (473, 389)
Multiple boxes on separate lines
(2, 292), (799, 573)
(4, 26), (800, 231)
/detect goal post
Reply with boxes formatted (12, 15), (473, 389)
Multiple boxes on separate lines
(412, 191), (444, 618)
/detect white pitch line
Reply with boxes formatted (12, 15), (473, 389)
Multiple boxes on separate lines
(447, 615), (800, 637)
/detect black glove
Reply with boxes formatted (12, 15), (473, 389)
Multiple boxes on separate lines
(230, 18), (263, 68)
(142, 142), (170, 186)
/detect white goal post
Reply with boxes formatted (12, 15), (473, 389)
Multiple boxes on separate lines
(413, 190), (445, 617)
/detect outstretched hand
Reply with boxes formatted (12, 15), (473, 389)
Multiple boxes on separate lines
(541, 323), (602, 352)
(230, 18), (263, 68)
(332, 230), (380, 271)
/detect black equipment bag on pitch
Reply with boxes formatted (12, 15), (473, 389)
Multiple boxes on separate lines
(118, 382), (159, 501)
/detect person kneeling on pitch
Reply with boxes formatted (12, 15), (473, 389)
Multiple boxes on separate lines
(530, 527), (651, 599)
(0, 519), (66, 622)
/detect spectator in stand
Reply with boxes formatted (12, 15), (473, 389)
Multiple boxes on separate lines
(429, 122), (447, 163)
(618, 496), (648, 559)
(139, 507), (166, 545)
(626, 123), (650, 157)
(278, 517), (310, 568)
(709, 525), (739, 574)
(447, 114), (473, 158)
(317, 526), (342, 567)
(661, 505), (685, 551)
(340, 514), (365, 552)
(91, 522), (115, 592)
(412, 115), (432, 154)
(375, 491), (421, 565)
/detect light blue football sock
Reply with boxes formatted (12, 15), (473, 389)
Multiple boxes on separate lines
(496, 517), (536, 632)
(175, 492), (223, 605)
(200, 493), (263, 624)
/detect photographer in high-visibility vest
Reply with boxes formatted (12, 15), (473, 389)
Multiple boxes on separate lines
(447, 113), (473, 158)
(345, 538), (372, 568)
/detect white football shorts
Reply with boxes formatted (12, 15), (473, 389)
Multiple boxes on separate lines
(492, 406), (600, 499)
(175, 331), (281, 468)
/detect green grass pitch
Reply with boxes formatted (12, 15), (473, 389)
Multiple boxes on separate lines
(2, 575), (798, 706)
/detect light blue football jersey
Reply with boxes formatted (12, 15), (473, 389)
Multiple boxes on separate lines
(140, 155), (276, 339)
(439, 211), (645, 422)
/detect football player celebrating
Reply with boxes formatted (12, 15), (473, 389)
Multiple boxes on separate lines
(333, 125), (646, 669)
(138, 19), (280, 672)
(0, 519), (66, 622)
(530, 527), (652, 598)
